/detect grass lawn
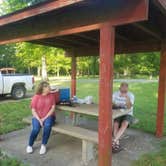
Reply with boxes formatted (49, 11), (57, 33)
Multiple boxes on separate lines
(132, 141), (166, 166)
(0, 99), (31, 134)
(0, 149), (28, 166)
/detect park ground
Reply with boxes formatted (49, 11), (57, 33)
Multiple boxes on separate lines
(0, 77), (166, 166)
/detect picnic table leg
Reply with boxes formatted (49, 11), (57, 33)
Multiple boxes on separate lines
(72, 113), (77, 125)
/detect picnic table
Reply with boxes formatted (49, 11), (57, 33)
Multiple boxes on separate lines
(23, 104), (132, 165)
(56, 103), (132, 125)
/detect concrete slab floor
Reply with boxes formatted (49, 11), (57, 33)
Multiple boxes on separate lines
(0, 126), (163, 166)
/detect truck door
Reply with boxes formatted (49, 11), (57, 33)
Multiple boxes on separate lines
(0, 73), (3, 94)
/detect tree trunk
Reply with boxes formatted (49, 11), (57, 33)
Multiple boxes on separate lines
(37, 66), (41, 77)
(28, 67), (31, 74)
(41, 55), (48, 81)
(57, 67), (60, 77)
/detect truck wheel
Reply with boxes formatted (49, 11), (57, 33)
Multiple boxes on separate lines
(12, 86), (26, 100)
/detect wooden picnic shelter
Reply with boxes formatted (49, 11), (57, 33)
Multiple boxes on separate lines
(0, 0), (166, 165)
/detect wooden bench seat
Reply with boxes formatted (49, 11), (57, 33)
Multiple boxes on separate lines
(52, 124), (98, 143)
(23, 116), (98, 165)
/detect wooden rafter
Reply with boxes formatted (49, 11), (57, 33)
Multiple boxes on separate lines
(153, 0), (166, 16)
(133, 22), (162, 40)
(65, 41), (161, 57)
(31, 40), (72, 49)
(0, 24), (100, 45)
(55, 36), (93, 47)
(116, 34), (130, 41)
(73, 34), (99, 43)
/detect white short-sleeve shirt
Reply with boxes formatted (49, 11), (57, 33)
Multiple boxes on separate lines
(113, 91), (135, 116)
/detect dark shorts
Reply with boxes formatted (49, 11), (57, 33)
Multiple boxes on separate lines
(114, 115), (133, 126)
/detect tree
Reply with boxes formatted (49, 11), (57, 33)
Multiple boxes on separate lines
(15, 42), (70, 78)
(0, 0), (46, 16)
(0, 44), (16, 68)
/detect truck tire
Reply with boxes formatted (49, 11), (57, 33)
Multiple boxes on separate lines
(11, 86), (26, 100)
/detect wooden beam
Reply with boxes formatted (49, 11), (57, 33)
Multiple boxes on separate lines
(0, 0), (149, 46)
(133, 23), (162, 40)
(64, 41), (161, 57)
(116, 34), (130, 41)
(0, 0), (85, 26)
(153, 0), (166, 16)
(117, 41), (161, 54)
(71, 55), (77, 97)
(98, 23), (114, 166)
(30, 40), (72, 49)
(110, 0), (149, 26)
(74, 34), (99, 43)
(156, 42), (166, 137)
(0, 24), (101, 45)
(55, 36), (92, 47)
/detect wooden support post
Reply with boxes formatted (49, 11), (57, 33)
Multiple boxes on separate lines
(71, 55), (76, 97)
(98, 23), (115, 166)
(156, 43), (166, 137)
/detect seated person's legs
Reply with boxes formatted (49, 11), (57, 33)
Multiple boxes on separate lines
(112, 115), (133, 152)
(114, 115), (133, 143)
(42, 116), (55, 145)
(29, 118), (41, 146)
(113, 119), (120, 139)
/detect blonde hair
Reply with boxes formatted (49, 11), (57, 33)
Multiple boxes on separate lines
(36, 81), (50, 94)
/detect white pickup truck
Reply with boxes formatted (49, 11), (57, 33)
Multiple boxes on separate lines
(0, 72), (34, 99)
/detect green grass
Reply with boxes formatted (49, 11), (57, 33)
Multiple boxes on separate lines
(132, 141), (166, 166)
(0, 99), (31, 134)
(0, 149), (28, 166)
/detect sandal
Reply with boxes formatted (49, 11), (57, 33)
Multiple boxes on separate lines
(112, 140), (123, 153)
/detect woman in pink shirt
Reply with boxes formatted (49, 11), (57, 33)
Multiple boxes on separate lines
(26, 81), (55, 155)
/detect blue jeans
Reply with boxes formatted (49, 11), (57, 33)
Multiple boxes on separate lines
(28, 116), (55, 146)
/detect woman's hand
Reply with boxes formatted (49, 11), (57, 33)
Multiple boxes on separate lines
(39, 119), (43, 127)
(41, 117), (46, 123)
(31, 108), (43, 127)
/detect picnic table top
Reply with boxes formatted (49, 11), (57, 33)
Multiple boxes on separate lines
(56, 104), (131, 119)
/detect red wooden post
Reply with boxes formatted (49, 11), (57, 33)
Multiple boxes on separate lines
(156, 43), (166, 137)
(71, 55), (76, 97)
(98, 23), (115, 166)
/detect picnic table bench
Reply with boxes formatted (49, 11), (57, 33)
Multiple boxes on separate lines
(23, 104), (131, 165)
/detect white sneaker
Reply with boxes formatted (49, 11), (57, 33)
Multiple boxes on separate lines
(39, 144), (46, 155)
(26, 146), (33, 154)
